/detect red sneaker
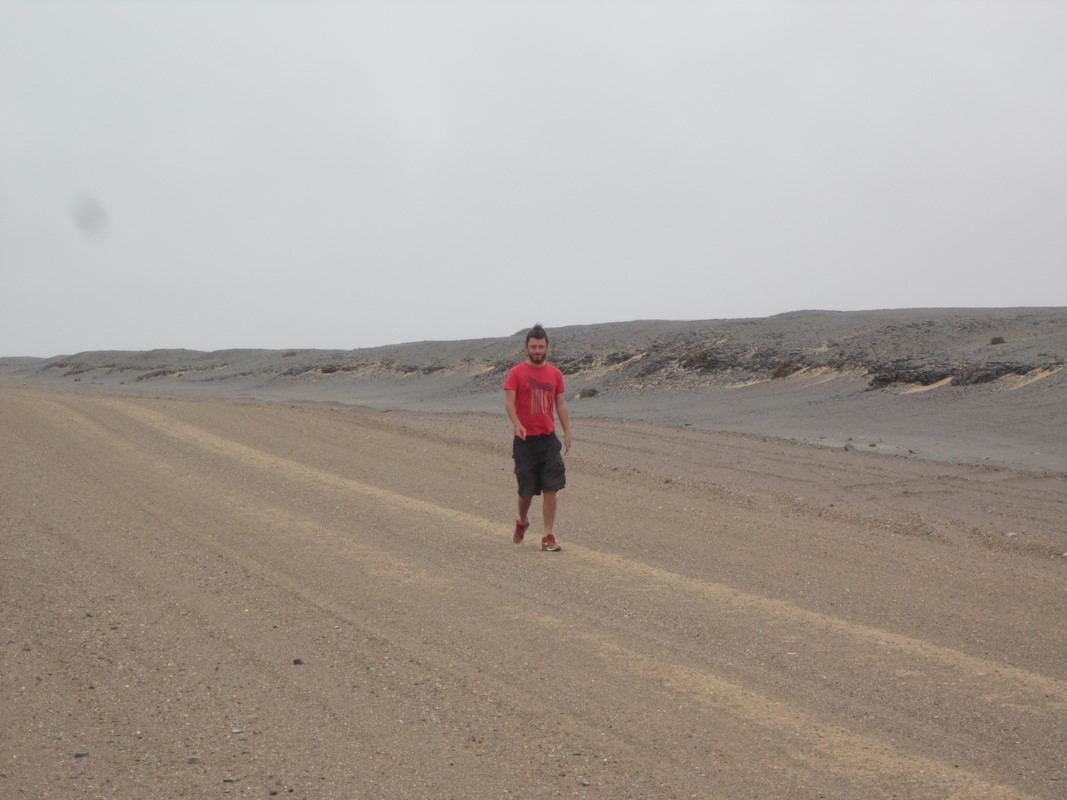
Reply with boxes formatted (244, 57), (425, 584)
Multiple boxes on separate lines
(541, 535), (561, 552)
(513, 519), (530, 544)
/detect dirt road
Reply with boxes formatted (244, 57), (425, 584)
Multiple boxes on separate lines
(2, 387), (1065, 798)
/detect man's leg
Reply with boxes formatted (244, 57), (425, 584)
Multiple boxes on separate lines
(517, 494), (533, 524)
(542, 490), (557, 537)
(514, 494), (533, 543)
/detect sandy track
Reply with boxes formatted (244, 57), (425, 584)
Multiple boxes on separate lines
(2, 388), (1065, 799)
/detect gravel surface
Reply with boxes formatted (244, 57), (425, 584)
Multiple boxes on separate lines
(2, 309), (1065, 797)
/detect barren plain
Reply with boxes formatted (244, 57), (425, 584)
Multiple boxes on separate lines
(2, 308), (1065, 798)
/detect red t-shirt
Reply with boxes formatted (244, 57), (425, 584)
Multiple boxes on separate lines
(504, 361), (565, 436)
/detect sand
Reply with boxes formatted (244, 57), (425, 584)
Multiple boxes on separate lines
(3, 307), (1066, 473)
(1, 309), (1065, 798)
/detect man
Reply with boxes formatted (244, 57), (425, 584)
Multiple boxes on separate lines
(504, 323), (572, 551)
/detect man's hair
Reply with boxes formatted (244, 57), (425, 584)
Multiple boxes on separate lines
(525, 323), (549, 344)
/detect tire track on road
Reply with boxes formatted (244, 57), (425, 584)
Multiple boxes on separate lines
(95, 395), (1067, 709)
(20, 392), (1059, 798)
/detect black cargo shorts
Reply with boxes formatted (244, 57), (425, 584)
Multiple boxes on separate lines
(513, 433), (566, 498)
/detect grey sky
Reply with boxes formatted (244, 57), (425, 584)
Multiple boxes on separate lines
(2, 1), (1065, 357)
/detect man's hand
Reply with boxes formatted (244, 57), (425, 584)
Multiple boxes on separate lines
(556, 395), (572, 454)
(505, 390), (525, 439)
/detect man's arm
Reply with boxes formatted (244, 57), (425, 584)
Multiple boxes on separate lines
(556, 394), (571, 453)
(505, 389), (526, 439)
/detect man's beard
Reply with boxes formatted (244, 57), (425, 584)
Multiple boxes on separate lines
(528, 352), (546, 364)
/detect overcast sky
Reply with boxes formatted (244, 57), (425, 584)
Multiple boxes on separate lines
(2, 1), (1065, 357)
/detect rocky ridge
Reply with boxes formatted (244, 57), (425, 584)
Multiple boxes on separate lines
(4, 308), (1063, 398)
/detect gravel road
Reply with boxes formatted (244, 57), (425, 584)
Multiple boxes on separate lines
(2, 387), (1065, 798)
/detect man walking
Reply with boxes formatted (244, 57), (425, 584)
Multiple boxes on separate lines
(504, 323), (571, 551)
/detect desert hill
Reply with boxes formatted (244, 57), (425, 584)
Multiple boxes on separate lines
(3, 308), (1064, 472)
